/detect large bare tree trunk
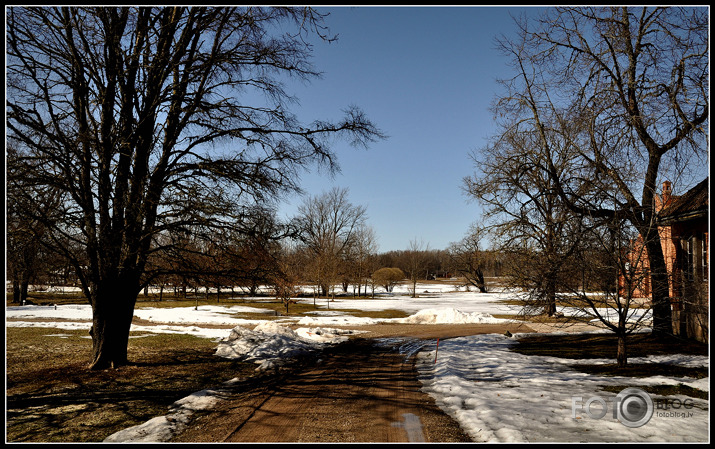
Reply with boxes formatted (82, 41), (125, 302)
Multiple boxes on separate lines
(645, 237), (673, 339)
(88, 283), (138, 370)
(12, 279), (21, 304)
(475, 272), (487, 294)
(20, 280), (29, 305)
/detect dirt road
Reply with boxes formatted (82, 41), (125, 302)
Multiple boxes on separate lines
(172, 322), (533, 443)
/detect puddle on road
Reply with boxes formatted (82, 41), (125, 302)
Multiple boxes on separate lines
(391, 412), (426, 442)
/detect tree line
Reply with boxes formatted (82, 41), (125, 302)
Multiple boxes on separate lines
(8, 186), (507, 304)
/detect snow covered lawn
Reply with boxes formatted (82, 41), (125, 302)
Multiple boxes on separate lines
(415, 333), (708, 442)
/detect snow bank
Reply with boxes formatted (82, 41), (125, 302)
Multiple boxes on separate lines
(6, 304), (92, 320)
(294, 326), (369, 342)
(296, 315), (380, 326)
(134, 305), (276, 326)
(396, 307), (508, 324)
(214, 321), (359, 371)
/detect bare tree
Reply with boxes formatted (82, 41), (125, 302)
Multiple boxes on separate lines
(490, 7), (708, 337)
(7, 145), (64, 304)
(464, 116), (582, 316)
(273, 241), (305, 313)
(6, 6), (384, 369)
(348, 224), (379, 297)
(404, 238), (430, 298)
(7, 197), (43, 304)
(447, 224), (490, 293)
(558, 216), (655, 367)
(294, 187), (369, 298)
(225, 206), (285, 296)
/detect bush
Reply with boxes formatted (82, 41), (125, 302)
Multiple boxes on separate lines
(372, 267), (405, 292)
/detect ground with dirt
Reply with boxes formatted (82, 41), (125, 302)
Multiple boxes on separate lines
(171, 322), (534, 443)
(172, 338), (466, 442)
(5, 320), (533, 443)
(8, 317), (707, 443)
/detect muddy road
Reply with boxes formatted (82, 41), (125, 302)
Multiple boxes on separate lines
(172, 322), (533, 443)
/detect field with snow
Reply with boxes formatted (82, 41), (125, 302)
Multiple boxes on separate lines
(6, 283), (710, 442)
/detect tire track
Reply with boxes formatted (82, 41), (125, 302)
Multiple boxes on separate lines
(174, 338), (472, 443)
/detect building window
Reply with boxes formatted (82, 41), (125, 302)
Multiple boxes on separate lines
(685, 236), (695, 281)
(702, 233), (708, 281)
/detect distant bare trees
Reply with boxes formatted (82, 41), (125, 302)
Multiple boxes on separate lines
(7, 145), (65, 304)
(349, 225), (380, 296)
(294, 187), (369, 298)
(273, 241), (305, 313)
(7, 6), (384, 369)
(447, 225), (490, 293)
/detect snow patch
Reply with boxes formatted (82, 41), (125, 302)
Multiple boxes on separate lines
(397, 307), (508, 324)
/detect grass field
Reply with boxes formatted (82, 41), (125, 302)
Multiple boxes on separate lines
(6, 326), (261, 442)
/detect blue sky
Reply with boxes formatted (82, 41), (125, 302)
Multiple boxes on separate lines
(276, 6), (537, 252)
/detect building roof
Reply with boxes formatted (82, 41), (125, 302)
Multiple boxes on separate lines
(658, 177), (709, 224)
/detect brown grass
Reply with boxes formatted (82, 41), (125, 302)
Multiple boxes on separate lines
(6, 327), (257, 442)
(512, 332), (708, 359)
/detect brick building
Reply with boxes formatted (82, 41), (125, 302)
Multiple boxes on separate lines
(620, 178), (709, 342)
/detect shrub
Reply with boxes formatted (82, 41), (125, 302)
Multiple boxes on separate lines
(372, 267), (405, 292)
